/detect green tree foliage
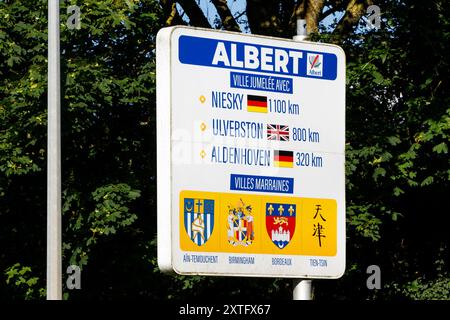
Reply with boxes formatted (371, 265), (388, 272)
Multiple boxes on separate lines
(5, 263), (45, 299)
(334, 0), (450, 300)
(1, 0), (162, 299)
(1, 0), (448, 300)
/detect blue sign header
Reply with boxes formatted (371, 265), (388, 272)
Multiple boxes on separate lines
(178, 35), (337, 80)
(230, 71), (293, 94)
(230, 174), (294, 194)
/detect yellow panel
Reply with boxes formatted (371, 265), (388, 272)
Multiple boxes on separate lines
(179, 191), (337, 256)
(300, 198), (337, 256)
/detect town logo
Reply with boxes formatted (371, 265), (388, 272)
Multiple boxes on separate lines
(227, 198), (255, 246)
(307, 53), (323, 77)
(183, 198), (215, 246)
(266, 203), (296, 249)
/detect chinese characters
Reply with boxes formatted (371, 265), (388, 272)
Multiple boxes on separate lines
(312, 204), (326, 247)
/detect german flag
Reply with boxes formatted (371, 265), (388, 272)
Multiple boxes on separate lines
(247, 95), (267, 113)
(274, 150), (294, 168)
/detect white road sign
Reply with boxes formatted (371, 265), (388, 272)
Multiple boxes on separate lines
(157, 26), (346, 278)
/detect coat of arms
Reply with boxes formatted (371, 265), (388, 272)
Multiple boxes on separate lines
(183, 198), (214, 246)
(266, 202), (296, 249)
(227, 198), (254, 246)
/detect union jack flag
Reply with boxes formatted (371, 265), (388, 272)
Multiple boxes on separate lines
(267, 124), (289, 141)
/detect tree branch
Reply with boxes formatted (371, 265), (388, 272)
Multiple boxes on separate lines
(289, 0), (306, 34)
(160, 0), (186, 26)
(320, 0), (348, 22)
(246, 0), (284, 36)
(289, 0), (325, 35)
(211, 0), (241, 32)
(304, 0), (325, 34)
(333, 0), (373, 37)
(177, 0), (212, 28)
(166, 3), (178, 25)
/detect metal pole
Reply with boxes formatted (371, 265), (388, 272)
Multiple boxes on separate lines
(293, 279), (312, 300)
(47, 0), (62, 300)
(292, 22), (311, 301)
(293, 19), (308, 41)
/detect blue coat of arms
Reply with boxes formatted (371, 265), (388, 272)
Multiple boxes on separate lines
(184, 198), (215, 246)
